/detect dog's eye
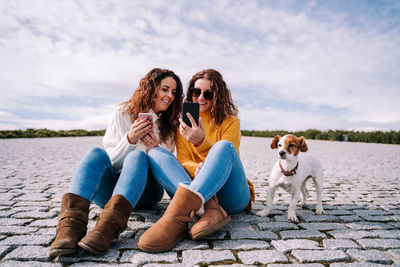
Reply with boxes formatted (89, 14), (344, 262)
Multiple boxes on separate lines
(278, 144), (282, 147)
(289, 143), (294, 148)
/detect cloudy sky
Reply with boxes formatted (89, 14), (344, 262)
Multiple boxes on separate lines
(1, 0), (399, 132)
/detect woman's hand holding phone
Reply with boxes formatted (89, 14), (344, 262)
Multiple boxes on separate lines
(141, 131), (160, 152)
(127, 117), (153, 144)
(179, 112), (205, 146)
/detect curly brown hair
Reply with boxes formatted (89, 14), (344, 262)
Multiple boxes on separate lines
(186, 69), (238, 127)
(120, 68), (183, 143)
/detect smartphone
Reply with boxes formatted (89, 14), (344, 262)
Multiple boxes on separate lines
(138, 113), (153, 128)
(182, 102), (199, 128)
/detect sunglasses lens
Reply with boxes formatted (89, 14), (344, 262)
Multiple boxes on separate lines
(203, 91), (213, 100)
(190, 88), (213, 100)
(191, 88), (201, 97)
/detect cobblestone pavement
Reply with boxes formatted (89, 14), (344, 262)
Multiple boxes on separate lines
(0, 136), (399, 266)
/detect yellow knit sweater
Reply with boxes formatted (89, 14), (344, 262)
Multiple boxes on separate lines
(176, 111), (255, 211)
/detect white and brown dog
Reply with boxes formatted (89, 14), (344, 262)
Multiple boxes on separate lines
(256, 134), (324, 222)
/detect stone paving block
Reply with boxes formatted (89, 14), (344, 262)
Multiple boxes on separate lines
(0, 210), (17, 218)
(0, 193), (18, 201)
(182, 249), (235, 265)
(271, 239), (322, 253)
(0, 235), (53, 246)
(12, 211), (57, 219)
(70, 263), (133, 267)
(238, 249), (288, 265)
(57, 248), (119, 263)
(28, 218), (58, 227)
(356, 238), (400, 249)
(299, 222), (346, 231)
(120, 250), (178, 265)
(338, 215), (364, 222)
(388, 249), (400, 260)
(36, 228), (56, 235)
(299, 214), (341, 222)
(0, 246), (13, 258)
(371, 229), (400, 238)
(230, 229), (278, 240)
(0, 260), (62, 267)
(173, 239), (208, 251)
(213, 239), (270, 250)
(291, 249), (349, 263)
(330, 263), (387, 266)
(353, 209), (390, 216)
(257, 221), (299, 231)
(3, 245), (49, 261)
(346, 249), (392, 264)
(269, 264), (324, 267)
(279, 230), (326, 240)
(0, 218), (33, 226)
(345, 222), (394, 230)
(14, 193), (51, 201)
(328, 230), (378, 239)
(0, 226), (38, 235)
(359, 215), (396, 222)
(324, 209), (354, 215)
(323, 239), (360, 250)
(127, 221), (153, 231)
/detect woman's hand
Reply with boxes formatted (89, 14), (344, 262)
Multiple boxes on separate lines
(194, 162), (203, 176)
(127, 118), (153, 144)
(141, 131), (160, 152)
(179, 113), (205, 146)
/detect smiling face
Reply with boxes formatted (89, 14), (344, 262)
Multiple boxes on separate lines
(152, 76), (177, 113)
(271, 134), (308, 160)
(192, 78), (213, 113)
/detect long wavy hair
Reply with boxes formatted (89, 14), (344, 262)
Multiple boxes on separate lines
(120, 68), (183, 143)
(186, 69), (238, 127)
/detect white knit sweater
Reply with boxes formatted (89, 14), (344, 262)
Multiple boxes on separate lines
(102, 106), (175, 173)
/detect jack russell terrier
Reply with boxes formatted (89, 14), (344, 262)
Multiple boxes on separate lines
(256, 134), (324, 222)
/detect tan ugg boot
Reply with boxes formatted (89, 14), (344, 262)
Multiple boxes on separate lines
(137, 184), (203, 253)
(49, 193), (90, 258)
(78, 194), (132, 255)
(190, 195), (232, 240)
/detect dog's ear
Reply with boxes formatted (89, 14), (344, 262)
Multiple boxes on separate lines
(271, 135), (281, 149)
(299, 136), (308, 152)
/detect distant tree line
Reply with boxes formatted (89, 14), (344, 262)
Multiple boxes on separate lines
(0, 128), (106, 139)
(1, 128), (399, 144)
(240, 129), (400, 144)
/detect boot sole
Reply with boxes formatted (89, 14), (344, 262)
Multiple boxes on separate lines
(191, 216), (232, 240)
(137, 232), (187, 253)
(78, 241), (106, 255)
(49, 248), (78, 259)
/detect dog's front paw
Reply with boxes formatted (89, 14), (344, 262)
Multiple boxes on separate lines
(287, 213), (299, 222)
(255, 209), (270, 217)
(316, 207), (325, 215)
(297, 200), (306, 206)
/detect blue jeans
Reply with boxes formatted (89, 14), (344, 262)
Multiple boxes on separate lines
(148, 140), (250, 214)
(68, 147), (164, 209)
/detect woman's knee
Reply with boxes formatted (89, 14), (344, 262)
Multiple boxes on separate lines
(213, 140), (235, 153)
(85, 147), (110, 164)
(123, 150), (147, 166)
(148, 146), (171, 161)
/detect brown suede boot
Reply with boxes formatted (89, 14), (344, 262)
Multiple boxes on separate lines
(137, 184), (203, 253)
(49, 193), (90, 258)
(190, 195), (232, 240)
(78, 194), (132, 255)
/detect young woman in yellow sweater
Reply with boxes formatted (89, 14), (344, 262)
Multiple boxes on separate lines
(137, 69), (255, 253)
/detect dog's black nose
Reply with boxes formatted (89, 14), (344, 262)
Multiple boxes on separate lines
(279, 151), (286, 157)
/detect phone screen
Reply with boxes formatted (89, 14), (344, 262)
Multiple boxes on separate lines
(182, 102), (199, 128)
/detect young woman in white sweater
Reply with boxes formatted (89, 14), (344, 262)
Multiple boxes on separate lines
(49, 68), (183, 258)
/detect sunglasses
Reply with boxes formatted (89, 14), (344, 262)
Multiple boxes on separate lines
(190, 88), (213, 100)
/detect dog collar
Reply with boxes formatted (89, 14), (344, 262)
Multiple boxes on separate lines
(279, 161), (298, 176)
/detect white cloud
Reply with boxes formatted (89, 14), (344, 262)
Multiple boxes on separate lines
(0, 0), (399, 131)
